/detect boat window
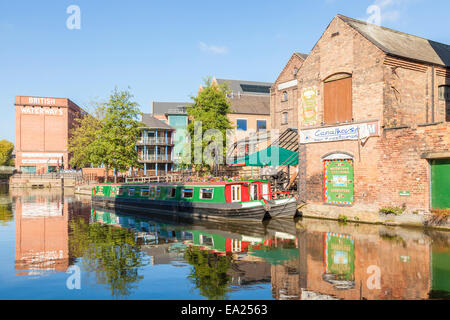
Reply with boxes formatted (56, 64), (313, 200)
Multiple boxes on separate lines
(128, 188), (135, 196)
(200, 188), (214, 200)
(141, 188), (150, 197)
(117, 188), (125, 196)
(182, 188), (194, 199)
(231, 185), (241, 202)
(261, 184), (270, 200)
(167, 187), (176, 198)
(200, 235), (214, 247)
(156, 187), (161, 198)
(250, 184), (259, 200)
(150, 186), (156, 198)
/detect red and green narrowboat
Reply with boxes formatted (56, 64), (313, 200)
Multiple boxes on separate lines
(91, 179), (300, 221)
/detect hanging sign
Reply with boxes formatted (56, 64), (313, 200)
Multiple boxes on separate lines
(301, 87), (318, 126)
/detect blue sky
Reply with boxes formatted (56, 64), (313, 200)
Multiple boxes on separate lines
(1, 0), (449, 142)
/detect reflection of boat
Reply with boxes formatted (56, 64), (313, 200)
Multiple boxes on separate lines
(91, 179), (300, 221)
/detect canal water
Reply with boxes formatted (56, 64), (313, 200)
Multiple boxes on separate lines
(0, 187), (449, 300)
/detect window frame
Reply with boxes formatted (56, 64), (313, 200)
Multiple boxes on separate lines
(236, 118), (248, 131)
(182, 188), (194, 199)
(439, 85), (450, 101)
(282, 112), (289, 125)
(200, 188), (214, 200)
(231, 185), (242, 202)
(282, 91), (288, 102)
(167, 187), (177, 198)
(256, 119), (267, 132)
(140, 188), (150, 197)
(128, 188), (135, 196)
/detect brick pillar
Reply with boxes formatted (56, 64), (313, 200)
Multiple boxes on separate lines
(298, 143), (307, 202)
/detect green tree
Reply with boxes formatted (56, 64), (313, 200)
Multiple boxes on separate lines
(68, 112), (103, 169)
(186, 77), (233, 174)
(94, 88), (143, 182)
(68, 87), (142, 182)
(0, 140), (14, 166)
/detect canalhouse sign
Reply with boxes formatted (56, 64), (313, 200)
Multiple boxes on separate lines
(300, 120), (380, 144)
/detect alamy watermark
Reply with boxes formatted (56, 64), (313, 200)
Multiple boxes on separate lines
(66, 5), (81, 30)
(66, 265), (81, 290)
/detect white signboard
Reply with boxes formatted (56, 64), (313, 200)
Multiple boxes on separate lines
(300, 121), (379, 144)
(278, 80), (298, 91)
(22, 153), (64, 158)
(20, 106), (63, 116)
(22, 159), (59, 164)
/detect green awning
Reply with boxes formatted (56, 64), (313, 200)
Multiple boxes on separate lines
(231, 146), (298, 167)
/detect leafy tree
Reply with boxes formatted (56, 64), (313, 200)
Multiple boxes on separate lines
(68, 112), (103, 169)
(0, 140), (14, 166)
(93, 88), (143, 182)
(186, 77), (233, 174)
(68, 87), (142, 182)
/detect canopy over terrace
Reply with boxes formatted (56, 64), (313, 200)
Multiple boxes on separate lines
(230, 145), (299, 167)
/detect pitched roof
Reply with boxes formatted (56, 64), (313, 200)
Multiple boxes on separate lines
(228, 94), (270, 115)
(338, 15), (450, 67)
(294, 52), (309, 60)
(141, 114), (174, 130)
(215, 78), (273, 96)
(151, 102), (191, 115)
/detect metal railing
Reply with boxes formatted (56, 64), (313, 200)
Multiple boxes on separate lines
(137, 138), (172, 145)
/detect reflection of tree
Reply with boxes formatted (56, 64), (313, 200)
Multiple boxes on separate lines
(69, 218), (149, 298)
(184, 246), (232, 300)
(0, 204), (13, 225)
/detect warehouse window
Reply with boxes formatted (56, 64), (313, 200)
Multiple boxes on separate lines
(282, 112), (289, 125)
(439, 85), (450, 101)
(324, 73), (353, 125)
(282, 91), (288, 102)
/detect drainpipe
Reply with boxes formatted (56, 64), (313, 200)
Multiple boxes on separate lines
(431, 65), (435, 123)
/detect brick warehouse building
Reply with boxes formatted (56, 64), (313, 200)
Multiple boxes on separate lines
(15, 96), (86, 174)
(293, 15), (450, 219)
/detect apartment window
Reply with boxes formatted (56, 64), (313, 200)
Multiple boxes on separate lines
(324, 73), (352, 124)
(257, 120), (267, 132)
(200, 188), (214, 200)
(182, 188), (194, 199)
(282, 91), (288, 102)
(282, 112), (289, 125)
(236, 119), (247, 131)
(167, 187), (176, 198)
(439, 85), (450, 101)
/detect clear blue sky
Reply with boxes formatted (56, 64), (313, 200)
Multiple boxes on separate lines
(1, 0), (449, 143)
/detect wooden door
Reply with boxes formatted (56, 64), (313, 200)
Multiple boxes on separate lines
(324, 76), (352, 124)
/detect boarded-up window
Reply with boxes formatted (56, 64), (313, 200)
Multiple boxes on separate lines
(324, 75), (352, 124)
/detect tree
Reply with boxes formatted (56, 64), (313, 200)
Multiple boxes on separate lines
(186, 77), (233, 174)
(68, 87), (142, 182)
(94, 88), (143, 183)
(0, 140), (14, 166)
(68, 112), (103, 169)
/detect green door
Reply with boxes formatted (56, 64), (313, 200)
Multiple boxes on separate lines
(431, 159), (450, 209)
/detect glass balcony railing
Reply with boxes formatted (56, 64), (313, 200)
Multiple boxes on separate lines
(137, 137), (172, 145)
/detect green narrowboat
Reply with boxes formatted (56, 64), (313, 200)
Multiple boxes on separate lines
(91, 180), (300, 221)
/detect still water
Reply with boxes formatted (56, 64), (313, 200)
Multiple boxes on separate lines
(0, 187), (449, 300)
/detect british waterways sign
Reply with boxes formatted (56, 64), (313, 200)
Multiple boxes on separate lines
(300, 121), (379, 144)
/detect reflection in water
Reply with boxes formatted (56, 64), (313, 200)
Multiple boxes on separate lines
(2, 188), (450, 300)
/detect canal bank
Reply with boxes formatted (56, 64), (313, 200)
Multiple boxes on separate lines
(300, 203), (450, 231)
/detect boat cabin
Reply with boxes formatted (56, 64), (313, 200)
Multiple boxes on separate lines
(225, 180), (272, 203)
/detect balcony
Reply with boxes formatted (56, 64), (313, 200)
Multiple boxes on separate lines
(136, 137), (174, 146)
(138, 154), (173, 163)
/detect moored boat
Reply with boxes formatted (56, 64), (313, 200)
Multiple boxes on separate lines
(91, 179), (300, 221)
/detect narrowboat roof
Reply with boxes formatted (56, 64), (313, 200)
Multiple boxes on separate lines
(99, 180), (270, 187)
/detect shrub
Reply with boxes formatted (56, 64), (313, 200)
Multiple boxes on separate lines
(379, 207), (404, 216)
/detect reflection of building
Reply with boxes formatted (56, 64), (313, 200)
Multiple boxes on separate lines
(15, 96), (86, 174)
(15, 190), (69, 275)
(293, 222), (432, 300)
